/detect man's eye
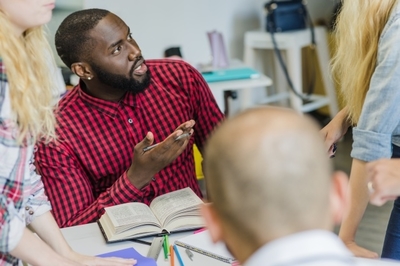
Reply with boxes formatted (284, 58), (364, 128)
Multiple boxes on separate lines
(113, 45), (122, 54)
(127, 33), (133, 40)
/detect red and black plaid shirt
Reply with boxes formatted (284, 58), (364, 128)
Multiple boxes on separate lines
(35, 59), (224, 228)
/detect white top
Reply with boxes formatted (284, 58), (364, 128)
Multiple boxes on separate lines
(244, 230), (400, 266)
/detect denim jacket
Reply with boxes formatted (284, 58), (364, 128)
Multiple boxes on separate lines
(351, 2), (400, 162)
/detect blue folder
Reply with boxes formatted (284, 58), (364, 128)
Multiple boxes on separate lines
(201, 67), (260, 83)
(98, 247), (156, 266)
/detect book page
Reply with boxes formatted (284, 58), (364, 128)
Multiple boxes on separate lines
(106, 202), (160, 228)
(149, 187), (203, 226)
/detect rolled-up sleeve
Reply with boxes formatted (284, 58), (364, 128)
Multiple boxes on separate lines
(351, 14), (400, 162)
(0, 196), (25, 253)
(24, 152), (51, 225)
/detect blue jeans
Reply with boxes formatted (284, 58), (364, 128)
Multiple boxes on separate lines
(381, 144), (400, 259)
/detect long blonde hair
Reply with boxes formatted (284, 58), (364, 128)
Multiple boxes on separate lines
(0, 11), (56, 144)
(331, 0), (397, 124)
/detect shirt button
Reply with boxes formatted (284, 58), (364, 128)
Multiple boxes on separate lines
(29, 210), (34, 215)
(128, 118), (133, 124)
(25, 206), (30, 210)
(152, 177), (156, 181)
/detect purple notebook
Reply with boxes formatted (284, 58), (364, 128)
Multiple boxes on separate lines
(97, 247), (156, 266)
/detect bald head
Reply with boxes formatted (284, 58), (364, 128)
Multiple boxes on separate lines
(204, 107), (334, 243)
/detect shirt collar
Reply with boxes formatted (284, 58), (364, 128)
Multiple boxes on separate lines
(244, 230), (353, 266)
(77, 81), (138, 118)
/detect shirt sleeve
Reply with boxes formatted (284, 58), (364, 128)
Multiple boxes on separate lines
(0, 141), (25, 253)
(35, 141), (146, 228)
(351, 16), (400, 161)
(186, 64), (225, 153)
(24, 152), (51, 225)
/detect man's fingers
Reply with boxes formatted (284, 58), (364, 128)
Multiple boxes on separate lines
(135, 132), (155, 152)
(176, 120), (196, 132)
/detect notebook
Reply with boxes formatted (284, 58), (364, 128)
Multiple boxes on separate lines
(174, 230), (238, 265)
(201, 67), (260, 83)
(97, 247), (156, 266)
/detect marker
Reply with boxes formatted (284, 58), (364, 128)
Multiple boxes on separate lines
(170, 245), (175, 266)
(165, 234), (170, 256)
(173, 245), (185, 266)
(163, 235), (169, 261)
(193, 228), (206, 234)
(143, 132), (192, 152)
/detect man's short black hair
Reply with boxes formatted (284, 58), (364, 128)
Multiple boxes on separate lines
(55, 8), (110, 68)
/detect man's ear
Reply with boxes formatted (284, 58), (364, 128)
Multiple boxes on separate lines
(71, 62), (93, 80)
(330, 171), (349, 225)
(201, 203), (223, 243)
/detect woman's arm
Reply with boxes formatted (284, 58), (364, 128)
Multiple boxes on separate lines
(338, 159), (378, 258)
(10, 227), (79, 266)
(28, 212), (136, 266)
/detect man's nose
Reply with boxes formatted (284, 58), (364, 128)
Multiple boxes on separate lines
(128, 45), (141, 61)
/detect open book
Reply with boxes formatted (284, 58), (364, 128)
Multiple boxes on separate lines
(97, 187), (205, 242)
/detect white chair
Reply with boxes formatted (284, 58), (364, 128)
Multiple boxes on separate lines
(244, 26), (338, 117)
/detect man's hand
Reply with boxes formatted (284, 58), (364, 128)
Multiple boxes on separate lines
(367, 159), (400, 206)
(127, 120), (195, 189)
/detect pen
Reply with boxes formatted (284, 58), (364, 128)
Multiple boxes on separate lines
(143, 132), (192, 152)
(193, 228), (206, 234)
(173, 245), (185, 266)
(165, 234), (170, 256)
(129, 238), (152, 246)
(170, 245), (175, 266)
(163, 235), (169, 261)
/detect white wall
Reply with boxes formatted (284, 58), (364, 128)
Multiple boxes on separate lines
(49, 0), (338, 66)
(83, 0), (258, 65)
(83, 0), (338, 66)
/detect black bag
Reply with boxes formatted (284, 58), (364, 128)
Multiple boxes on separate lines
(264, 0), (316, 101)
(265, 0), (308, 33)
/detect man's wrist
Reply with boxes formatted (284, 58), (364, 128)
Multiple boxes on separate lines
(126, 167), (151, 189)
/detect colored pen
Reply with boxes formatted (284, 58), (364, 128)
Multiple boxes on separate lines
(193, 227), (206, 234)
(173, 245), (185, 266)
(165, 234), (170, 255)
(170, 245), (175, 266)
(129, 238), (152, 246)
(163, 235), (169, 261)
(143, 132), (192, 152)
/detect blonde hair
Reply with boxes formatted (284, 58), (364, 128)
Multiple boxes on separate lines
(331, 0), (397, 124)
(0, 11), (56, 144)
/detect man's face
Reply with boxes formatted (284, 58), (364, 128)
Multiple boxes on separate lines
(87, 13), (150, 94)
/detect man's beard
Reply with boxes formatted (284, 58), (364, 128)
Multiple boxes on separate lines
(90, 62), (151, 94)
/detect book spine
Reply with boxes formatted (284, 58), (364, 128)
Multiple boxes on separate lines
(97, 220), (110, 242)
(174, 241), (235, 264)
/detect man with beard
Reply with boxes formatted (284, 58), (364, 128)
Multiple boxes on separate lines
(35, 8), (224, 228)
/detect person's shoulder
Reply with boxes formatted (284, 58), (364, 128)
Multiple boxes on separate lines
(386, 2), (400, 28)
(56, 87), (81, 116)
